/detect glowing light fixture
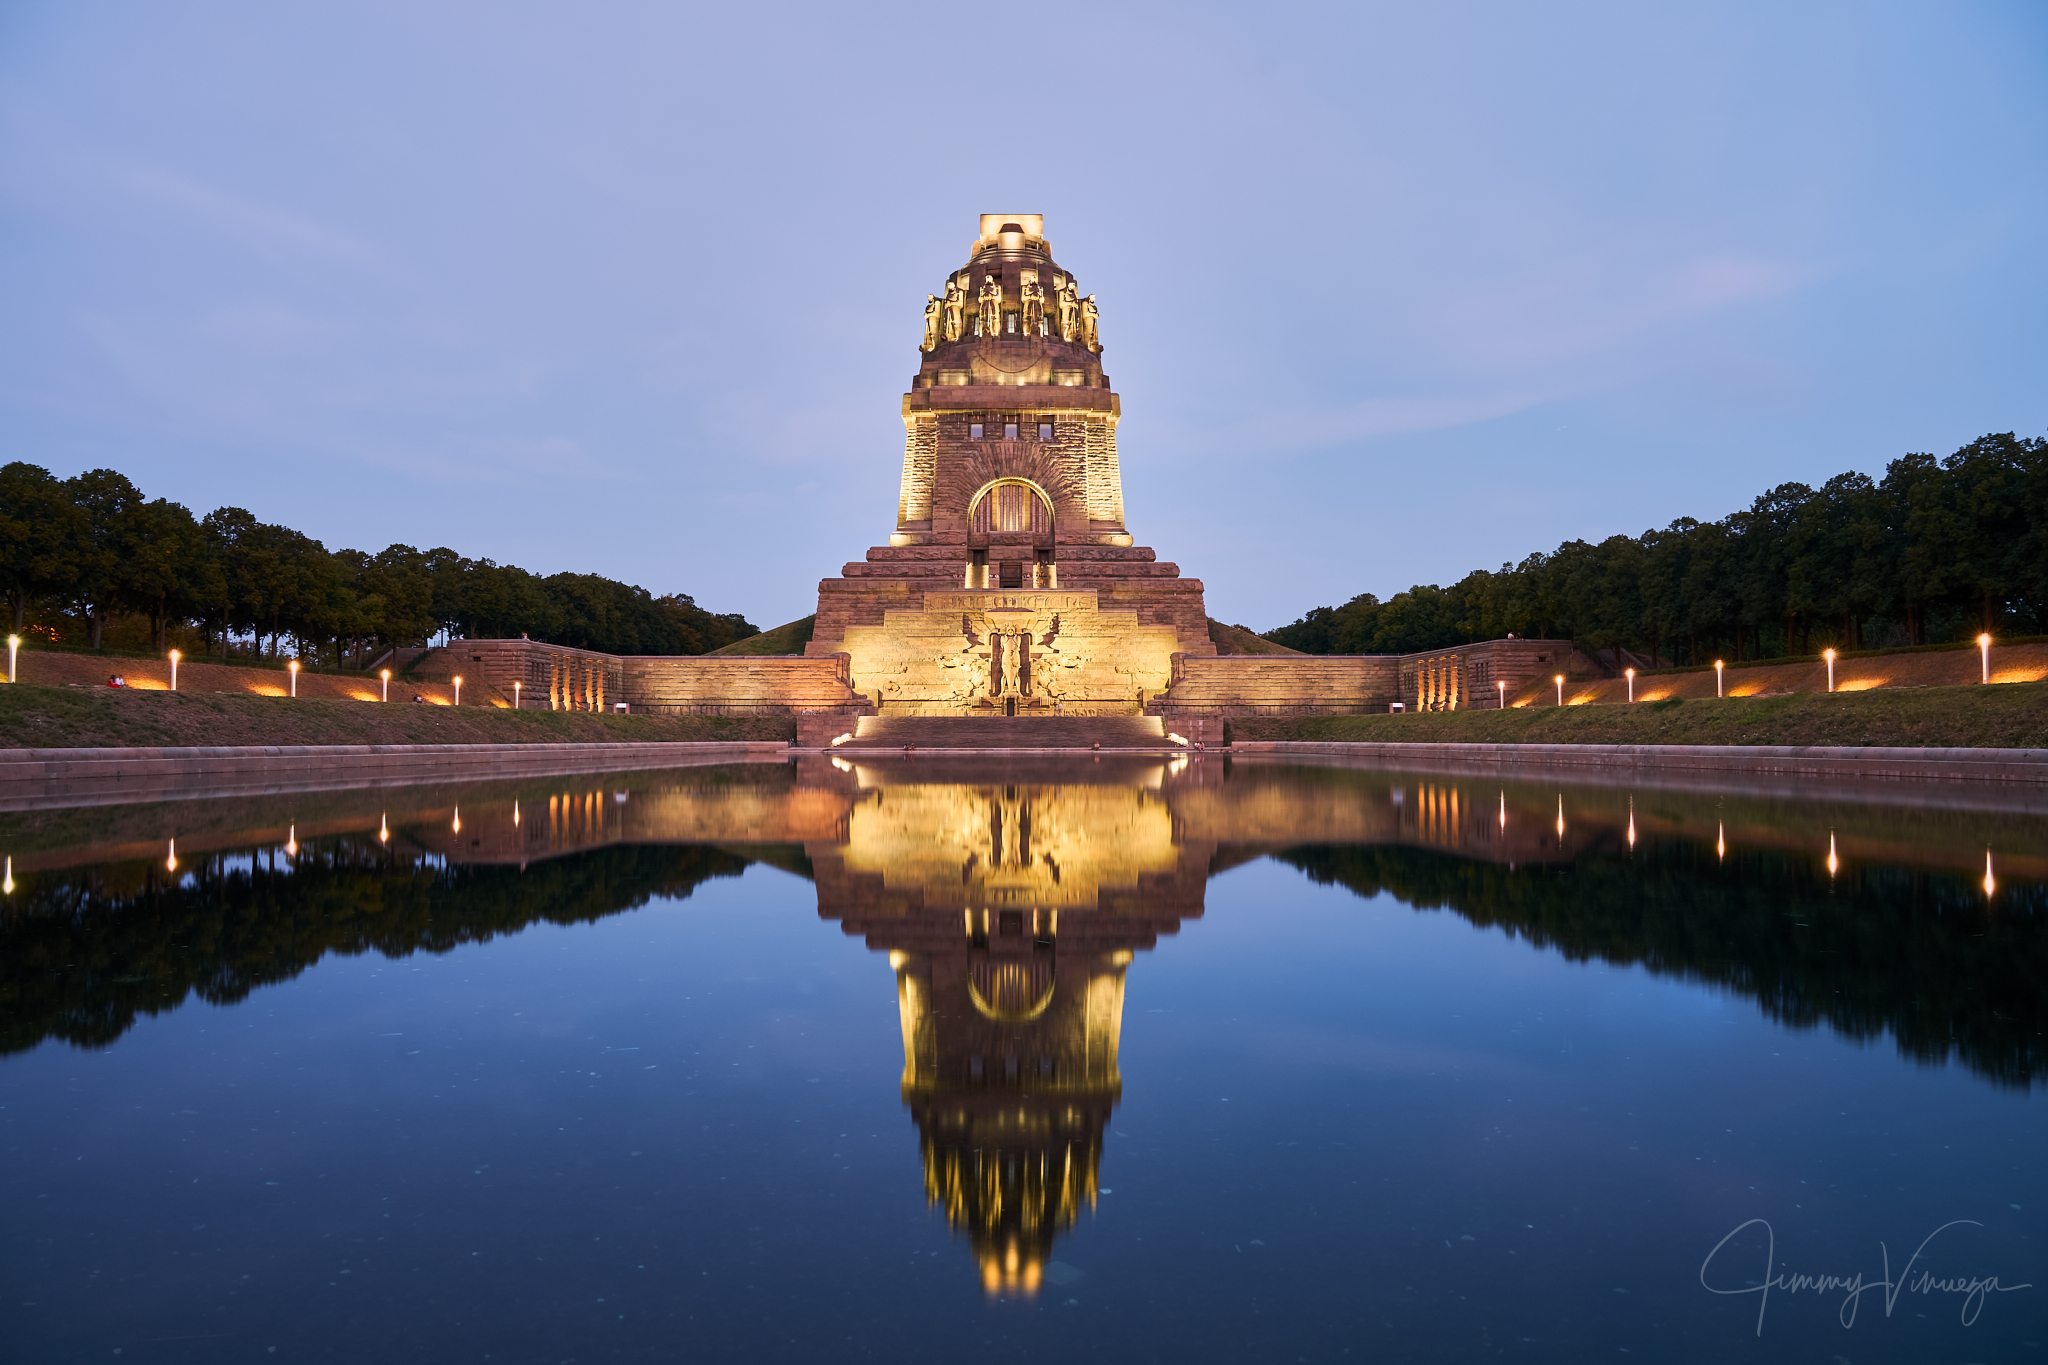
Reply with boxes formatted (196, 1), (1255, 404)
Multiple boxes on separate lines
(453, 675), (463, 706)
(1714, 659), (1725, 698)
(1626, 795), (1636, 849)
(288, 658), (300, 697)
(1554, 794), (1566, 840)
(1983, 849), (1996, 899)
(5, 633), (18, 684)
(285, 824), (298, 858)
(1496, 679), (1506, 709)
(3, 855), (12, 894)
(1826, 830), (1839, 879)
(165, 838), (178, 873)
(1716, 820), (1726, 862)
(1977, 632), (1992, 684)
(512, 680), (522, 709)
(1625, 667), (1636, 702)
(452, 805), (462, 835)
(1823, 648), (1837, 693)
(512, 799), (521, 828)
(168, 648), (182, 692)
(1498, 790), (1506, 832)
(1554, 673), (1565, 706)
(378, 812), (390, 844)
(379, 668), (391, 702)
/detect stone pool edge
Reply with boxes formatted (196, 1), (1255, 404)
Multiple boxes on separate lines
(1229, 740), (2048, 786)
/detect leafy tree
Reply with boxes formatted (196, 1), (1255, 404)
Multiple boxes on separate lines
(63, 468), (145, 649)
(0, 461), (84, 630)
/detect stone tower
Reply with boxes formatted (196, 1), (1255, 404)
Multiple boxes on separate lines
(809, 214), (1213, 717)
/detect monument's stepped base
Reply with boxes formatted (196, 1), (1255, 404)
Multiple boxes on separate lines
(808, 543), (1214, 663)
(831, 714), (1175, 751)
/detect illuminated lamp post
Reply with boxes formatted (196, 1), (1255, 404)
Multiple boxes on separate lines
(1496, 679), (1506, 709)
(5, 633), (18, 684)
(168, 648), (181, 692)
(1554, 673), (1564, 706)
(1823, 647), (1837, 694)
(1625, 666), (1636, 702)
(288, 659), (300, 698)
(453, 675), (463, 706)
(1714, 659), (1725, 698)
(380, 668), (392, 702)
(1977, 632), (1992, 684)
(512, 680), (522, 710)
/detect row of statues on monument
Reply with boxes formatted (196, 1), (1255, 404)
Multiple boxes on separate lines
(921, 271), (1100, 353)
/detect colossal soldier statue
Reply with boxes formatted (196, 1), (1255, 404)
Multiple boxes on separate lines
(1054, 274), (1080, 342)
(920, 294), (943, 352)
(978, 273), (1004, 338)
(942, 273), (969, 342)
(1019, 274), (1045, 336)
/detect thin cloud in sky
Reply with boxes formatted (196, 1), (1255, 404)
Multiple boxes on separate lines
(123, 165), (391, 276)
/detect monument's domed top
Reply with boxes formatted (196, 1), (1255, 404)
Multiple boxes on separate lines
(913, 213), (1105, 389)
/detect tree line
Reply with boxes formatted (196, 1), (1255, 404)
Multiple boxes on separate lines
(0, 462), (758, 664)
(1266, 431), (2048, 662)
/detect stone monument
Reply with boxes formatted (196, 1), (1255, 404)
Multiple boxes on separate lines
(809, 214), (1215, 719)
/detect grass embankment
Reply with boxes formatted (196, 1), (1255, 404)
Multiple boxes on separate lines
(707, 616), (816, 656)
(0, 683), (793, 749)
(1236, 681), (2048, 749)
(1208, 619), (1303, 656)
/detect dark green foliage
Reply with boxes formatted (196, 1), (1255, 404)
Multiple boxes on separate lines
(0, 462), (757, 663)
(1266, 432), (2048, 661)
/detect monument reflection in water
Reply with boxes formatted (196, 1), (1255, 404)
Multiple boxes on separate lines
(2, 756), (2043, 1316)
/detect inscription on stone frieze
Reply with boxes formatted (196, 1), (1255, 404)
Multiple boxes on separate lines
(925, 591), (1097, 614)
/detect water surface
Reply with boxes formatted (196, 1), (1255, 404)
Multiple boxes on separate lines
(3, 757), (2042, 1362)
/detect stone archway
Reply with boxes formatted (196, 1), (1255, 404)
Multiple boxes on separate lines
(967, 477), (1056, 549)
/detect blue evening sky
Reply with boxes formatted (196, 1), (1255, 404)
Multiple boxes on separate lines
(2, 3), (2043, 631)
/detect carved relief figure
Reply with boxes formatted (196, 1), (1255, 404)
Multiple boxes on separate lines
(1000, 633), (1025, 697)
(1054, 275), (1080, 342)
(943, 273), (969, 342)
(920, 294), (943, 352)
(941, 614), (989, 703)
(1079, 294), (1101, 351)
(978, 274), (1004, 338)
(1018, 273), (1044, 337)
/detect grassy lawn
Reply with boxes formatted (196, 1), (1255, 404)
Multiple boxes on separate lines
(1234, 680), (2048, 749)
(0, 683), (793, 749)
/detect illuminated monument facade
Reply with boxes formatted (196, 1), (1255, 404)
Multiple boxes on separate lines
(806, 214), (1215, 722)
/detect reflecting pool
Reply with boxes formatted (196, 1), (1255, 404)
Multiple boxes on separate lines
(2, 756), (2043, 1362)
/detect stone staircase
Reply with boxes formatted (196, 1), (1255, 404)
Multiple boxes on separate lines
(837, 713), (1178, 751)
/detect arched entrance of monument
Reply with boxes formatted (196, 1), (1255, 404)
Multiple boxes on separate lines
(968, 478), (1056, 590)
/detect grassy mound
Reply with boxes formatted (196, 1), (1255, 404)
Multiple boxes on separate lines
(0, 684), (793, 749)
(1208, 619), (1303, 656)
(706, 616), (815, 656)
